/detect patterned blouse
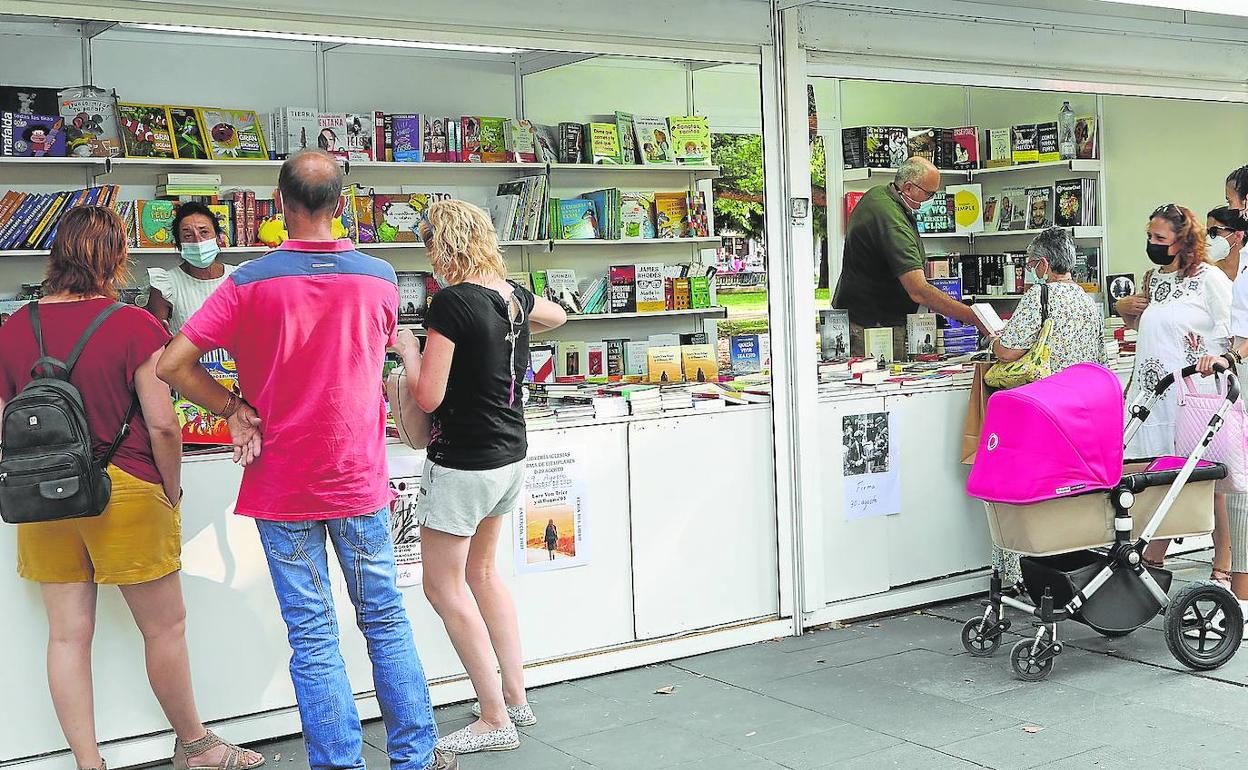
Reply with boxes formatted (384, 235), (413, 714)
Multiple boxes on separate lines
(998, 281), (1106, 372)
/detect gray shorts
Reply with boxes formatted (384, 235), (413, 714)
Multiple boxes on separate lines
(416, 458), (525, 537)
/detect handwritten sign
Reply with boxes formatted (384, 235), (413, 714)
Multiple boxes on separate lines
(842, 411), (900, 520)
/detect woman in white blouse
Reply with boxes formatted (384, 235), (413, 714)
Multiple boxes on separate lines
(1118, 203), (1233, 576)
(145, 202), (236, 363)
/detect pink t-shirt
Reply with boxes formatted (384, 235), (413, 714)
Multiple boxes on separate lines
(181, 239), (398, 521)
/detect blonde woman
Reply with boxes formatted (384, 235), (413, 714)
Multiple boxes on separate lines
(393, 200), (566, 755)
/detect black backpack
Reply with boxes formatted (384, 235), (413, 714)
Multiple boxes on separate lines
(0, 302), (138, 524)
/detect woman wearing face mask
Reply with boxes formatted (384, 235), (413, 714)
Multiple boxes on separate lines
(1117, 204), (1233, 575)
(1209, 206), (1248, 280)
(144, 202), (235, 363)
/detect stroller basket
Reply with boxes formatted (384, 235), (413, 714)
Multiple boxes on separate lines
(1021, 551), (1173, 635)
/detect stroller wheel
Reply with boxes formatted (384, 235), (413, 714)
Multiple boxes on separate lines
(1010, 639), (1055, 681)
(961, 612), (1002, 657)
(1165, 581), (1243, 671)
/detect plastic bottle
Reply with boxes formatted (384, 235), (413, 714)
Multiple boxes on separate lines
(1058, 101), (1076, 160)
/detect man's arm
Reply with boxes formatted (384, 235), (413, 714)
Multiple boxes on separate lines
(898, 269), (985, 332)
(156, 334), (262, 466)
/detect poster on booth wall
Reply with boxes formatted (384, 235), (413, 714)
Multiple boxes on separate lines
(390, 476), (423, 587)
(514, 446), (589, 574)
(841, 410), (901, 520)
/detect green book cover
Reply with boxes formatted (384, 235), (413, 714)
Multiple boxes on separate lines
(690, 275), (711, 309)
(615, 112), (636, 164)
(666, 116), (711, 164)
(479, 117), (508, 162)
(531, 271), (547, 296)
(585, 122), (621, 164)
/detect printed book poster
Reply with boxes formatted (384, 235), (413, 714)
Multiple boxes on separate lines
(116, 103), (174, 158)
(841, 410), (900, 520)
(167, 107), (208, 160)
(59, 86), (122, 158)
(946, 184), (984, 234)
(515, 445), (590, 574)
(391, 476), (423, 587)
(197, 108), (267, 160)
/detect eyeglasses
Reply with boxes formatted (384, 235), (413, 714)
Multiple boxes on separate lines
(1151, 203), (1186, 223)
(910, 182), (937, 200)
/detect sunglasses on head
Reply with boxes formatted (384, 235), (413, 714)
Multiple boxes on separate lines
(1151, 203), (1186, 223)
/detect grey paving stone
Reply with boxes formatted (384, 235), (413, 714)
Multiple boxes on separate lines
(638, 678), (849, 743)
(572, 664), (701, 701)
(940, 723), (1104, 770)
(670, 751), (788, 769)
(710, 708), (850, 750)
(840, 648), (1029, 702)
(1051, 699), (1226, 757)
(452, 734), (596, 770)
(744, 724), (900, 769)
(673, 642), (838, 686)
(966, 681), (1132, 727)
(514, 683), (650, 743)
(1122, 672), (1248, 731)
(775, 626), (870, 652)
(553, 718), (733, 770)
(820, 741), (985, 769)
(1156, 724), (1248, 768)
(1034, 746), (1194, 769)
(1032, 647), (1186, 696)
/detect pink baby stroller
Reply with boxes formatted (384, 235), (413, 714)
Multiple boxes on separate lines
(962, 362), (1242, 680)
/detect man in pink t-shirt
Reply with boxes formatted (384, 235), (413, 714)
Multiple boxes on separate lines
(158, 150), (455, 770)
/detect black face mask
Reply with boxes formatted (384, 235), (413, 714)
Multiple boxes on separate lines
(1146, 241), (1173, 265)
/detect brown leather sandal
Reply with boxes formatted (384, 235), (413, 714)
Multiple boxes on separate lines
(1212, 568), (1233, 588)
(172, 729), (265, 770)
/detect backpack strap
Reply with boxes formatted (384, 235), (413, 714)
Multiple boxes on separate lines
(1040, 282), (1050, 323)
(29, 301), (128, 380)
(65, 302), (127, 375)
(98, 392), (139, 469)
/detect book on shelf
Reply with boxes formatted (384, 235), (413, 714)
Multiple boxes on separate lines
(668, 116), (710, 165)
(586, 342), (607, 379)
(906, 127), (936, 163)
(951, 126), (979, 170)
(615, 112), (637, 164)
(999, 186), (1029, 231)
(689, 275), (711, 308)
(906, 313), (938, 355)
(620, 191), (656, 239)
(1025, 185), (1054, 229)
(556, 340), (588, 379)
(681, 344), (718, 383)
(1, 111), (66, 157)
(558, 199), (598, 240)
(946, 183), (984, 233)
(558, 122), (584, 164)
(374, 194), (433, 242)
(1075, 116), (1098, 160)
(272, 106), (318, 159)
(1011, 124), (1039, 164)
(730, 334), (762, 375)
(608, 265), (637, 313)
(634, 116), (675, 165)
(343, 113), (374, 161)
(679, 332), (709, 346)
(635, 263), (665, 313)
(863, 326), (894, 364)
(163, 107), (207, 160)
(685, 191), (710, 237)
(136, 199), (177, 248)
(646, 345), (683, 383)
(533, 122), (560, 163)
(984, 127), (1012, 168)
(585, 122), (621, 164)
(477, 117), (509, 163)
(457, 116), (483, 162)
(820, 309), (850, 361)
(508, 119), (539, 163)
(117, 103), (175, 158)
(915, 191), (955, 234)
(581, 188), (621, 239)
(390, 113), (422, 162)
(983, 194), (1001, 232)
(624, 341), (650, 377)
(193, 108), (266, 161)
(58, 85), (122, 158)
(419, 116), (448, 162)
(1036, 121), (1061, 163)
(529, 344), (555, 383)
(845, 191), (866, 223)
(1, 85), (59, 117)
(545, 268), (582, 314)
(605, 338), (628, 378)
(654, 192), (689, 238)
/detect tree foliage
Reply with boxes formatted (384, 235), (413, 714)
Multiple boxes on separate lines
(711, 133), (828, 245)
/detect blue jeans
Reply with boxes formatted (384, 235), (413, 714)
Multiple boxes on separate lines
(255, 508), (437, 770)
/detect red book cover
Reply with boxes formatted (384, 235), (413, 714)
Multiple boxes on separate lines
(664, 277), (675, 310)
(230, 190), (245, 247)
(845, 191), (865, 223)
(952, 126), (979, 170)
(460, 116), (482, 163)
(373, 111), (385, 163)
(588, 347), (604, 377)
(246, 190), (257, 246)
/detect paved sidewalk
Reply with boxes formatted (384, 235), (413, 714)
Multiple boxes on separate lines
(160, 551), (1248, 769)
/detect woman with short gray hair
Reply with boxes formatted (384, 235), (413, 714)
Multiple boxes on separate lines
(987, 226), (1105, 586)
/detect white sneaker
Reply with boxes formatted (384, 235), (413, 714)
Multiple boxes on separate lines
(470, 701), (537, 726)
(436, 723), (520, 754)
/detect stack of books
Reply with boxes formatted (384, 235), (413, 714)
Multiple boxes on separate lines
(156, 173), (221, 199)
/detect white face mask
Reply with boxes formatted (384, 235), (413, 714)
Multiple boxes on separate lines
(1208, 234), (1232, 262)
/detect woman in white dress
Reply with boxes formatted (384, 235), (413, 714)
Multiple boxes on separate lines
(144, 202), (236, 364)
(1117, 203), (1233, 573)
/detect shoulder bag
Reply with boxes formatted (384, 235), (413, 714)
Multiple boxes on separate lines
(984, 283), (1053, 389)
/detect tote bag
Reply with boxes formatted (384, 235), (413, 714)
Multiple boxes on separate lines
(1174, 371), (1248, 493)
(385, 367), (433, 450)
(984, 283), (1053, 390)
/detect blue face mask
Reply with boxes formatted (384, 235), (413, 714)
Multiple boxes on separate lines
(181, 238), (220, 269)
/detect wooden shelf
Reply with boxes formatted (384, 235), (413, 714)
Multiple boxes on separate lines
(550, 237), (720, 247)
(969, 159), (1102, 177)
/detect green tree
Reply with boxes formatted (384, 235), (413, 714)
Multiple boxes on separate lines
(712, 133), (765, 241)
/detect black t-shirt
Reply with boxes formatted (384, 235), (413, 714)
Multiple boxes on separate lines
(423, 281), (536, 470)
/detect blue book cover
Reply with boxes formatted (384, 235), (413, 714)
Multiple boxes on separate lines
(392, 113), (422, 162)
(730, 334), (761, 375)
(928, 277), (965, 328)
(559, 199), (598, 240)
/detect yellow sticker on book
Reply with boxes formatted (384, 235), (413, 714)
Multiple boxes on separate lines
(953, 188), (981, 229)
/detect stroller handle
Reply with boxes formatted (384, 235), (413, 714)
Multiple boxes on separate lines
(1152, 362), (1240, 405)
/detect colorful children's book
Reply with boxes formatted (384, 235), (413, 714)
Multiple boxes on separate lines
(58, 86), (121, 158)
(116, 103), (174, 158)
(197, 108), (267, 160)
(558, 199), (598, 240)
(667, 116), (710, 164)
(685, 191), (710, 237)
(585, 122), (621, 164)
(689, 275), (712, 309)
(136, 199), (177, 248)
(392, 114), (422, 162)
(615, 112), (637, 164)
(206, 204), (233, 246)
(654, 192), (689, 238)
(634, 116), (675, 164)
(621, 192), (656, 239)
(166, 107), (208, 160)
(508, 119), (538, 163)
(460, 116), (483, 162)
(0, 112), (66, 156)
(478, 117), (509, 163)
(352, 191), (377, 243)
(374, 194), (435, 242)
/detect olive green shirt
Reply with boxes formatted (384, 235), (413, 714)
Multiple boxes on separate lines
(832, 183), (926, 328)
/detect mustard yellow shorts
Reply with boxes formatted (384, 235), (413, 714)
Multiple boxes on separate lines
(16, 465), (181, 585)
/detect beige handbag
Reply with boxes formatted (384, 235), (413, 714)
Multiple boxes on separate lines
(384, 367), (432, 450)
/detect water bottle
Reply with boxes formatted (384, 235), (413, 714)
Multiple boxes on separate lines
(1058, 101), (1076, 160)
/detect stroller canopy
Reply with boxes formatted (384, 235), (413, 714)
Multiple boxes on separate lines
(967, 363), (1124, 504)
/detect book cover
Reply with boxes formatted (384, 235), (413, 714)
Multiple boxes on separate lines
(345, 112), (375, 161)
(206, 203), (232, 246)
(929, 277), (965, 327)
(116, 103), (174, 158)
(946, 183), (984, 234)
(165, 106), (208, 160)
(352, 193), (376, 243)
(1076, 116), (1098, 160)
(841, 126), (866, 169)
(508, 119), (538, 163)
(689, 275), (711, 309)
(58, 86), (121, 158)
(1, 85), (59, 116)
(1107, 273), (1135, 317)
(533, 122), (560, 163)
(819, 309), (850, 360)
(915, 192), (954, 234)
(530, 344), (555, 383)
(586, 122), (621, 164)
(906, 127), (936, 162)
(374, 194), (434, 242)
(906, 313), (938, 355)
(863, 327), (894, 364)
(461, 116), (483, 162)
(278, 106), (318, 157)
(605, 338), (628, 378)
(609, 265), (637, 313)
(730, 334), (762, 375)
(1, 112), (66, 156)
(681, 344), (718, 383)
(557, 122), (584, 164)
(136, 199), (177, 248)
(667, 116), (710, 164)
(314, 112), (348, 158)
(1054, 178), (1084, 228)
(424, 116), (450, 162)
(1025, 185), (1053, 229)
(673, 277), (692, 310)
(625, 341), (650, 377)
(193, 108), (267, 161)
(999, 186), (1029, 231)
(635, 263), (665, 313)
(863, 126), (898, 168)
(557, 340), (588, 378)
(531, 271), (547, 296)
(620, 191), (656, 239)
(545, 269), (580, 313)
(647, 345), (683, 383)
(479, 117), (508, 162)
(984, 127), (1011, 168)
(1036, 121), (1060, 163)
(951, 126), (979, 170)
(981, 195), (1001, 233)
(586, 342), (607, 379)
(392, 113), (422, 162)
(654, 192), (689, 238)
(1011, 124), (1039, 164)
(615, 112), (637, 164)
(558, 199), (598, 240)
(396, 271), (429, 323)
(686, 191), (710, 237)
(885, 127), (908, 167)
(634, 116), (674, 164)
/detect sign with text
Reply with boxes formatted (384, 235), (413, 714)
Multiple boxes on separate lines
(841, 410), (901, 520)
